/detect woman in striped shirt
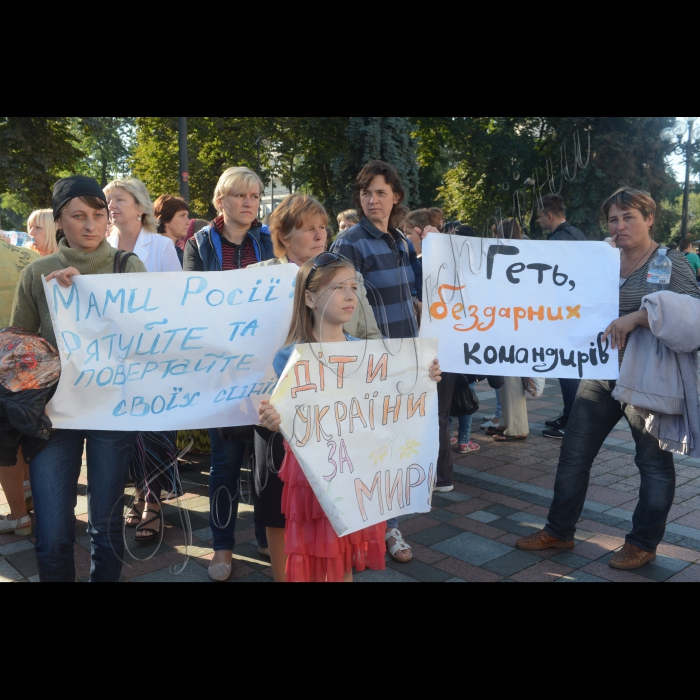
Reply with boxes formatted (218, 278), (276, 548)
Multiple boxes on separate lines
(517, 188), (700, 572)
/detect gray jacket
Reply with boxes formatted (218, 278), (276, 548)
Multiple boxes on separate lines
(249, 256), (384, 341)
(612, 291), (700, 456)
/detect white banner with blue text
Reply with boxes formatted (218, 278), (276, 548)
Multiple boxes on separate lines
(43, 267), (298, 430)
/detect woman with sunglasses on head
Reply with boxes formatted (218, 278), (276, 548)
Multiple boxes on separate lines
(258, 254), (442, 582)
(10, 176), (146, 582)
(250, 193), (382, 581)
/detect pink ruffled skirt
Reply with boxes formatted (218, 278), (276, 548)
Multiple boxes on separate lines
(280, 442), (386, 583)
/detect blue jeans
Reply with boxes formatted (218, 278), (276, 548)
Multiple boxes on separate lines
(494, 389), (502, 420)
(545, 380), (676, 553)
(449, 383), (478, 444)
(559, 379), (581, 424)
(208, 430), (246, 552)
(30, 430), (137, 583)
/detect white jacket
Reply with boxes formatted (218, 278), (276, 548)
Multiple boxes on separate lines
(107, 229), (181, 273)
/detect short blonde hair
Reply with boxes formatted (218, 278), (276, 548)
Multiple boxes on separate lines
(104, 178), (158, 233)
(27, 209), (58, 256)
(213, 167), (264, 213)
(337, 209), (360, 226)
(269, 194), (329, 259)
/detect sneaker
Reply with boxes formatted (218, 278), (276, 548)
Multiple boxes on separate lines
(481, 420), (501, 431)
(545, 414), (565, 430)
(433, 485), (454, 494)
(458, 441), (481, 455)
(542, 427), (565, 440)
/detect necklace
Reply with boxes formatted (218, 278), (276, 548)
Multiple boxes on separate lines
(621, 241), (656, 278)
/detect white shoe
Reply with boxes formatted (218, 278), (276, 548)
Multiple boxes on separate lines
(481, 421), (500, 430)
(0, 515), (32, 537)
(433, 485), (454, 494)
(208, 563), (232, 583)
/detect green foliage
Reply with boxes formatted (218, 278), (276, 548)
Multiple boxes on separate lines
(0, 117), (83, 209)
(70, 118), (135, 186)
(132, 117), (273, 218)
(413, 117), (677, 240)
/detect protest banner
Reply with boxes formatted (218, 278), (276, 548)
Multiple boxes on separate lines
(420, 235), (620, 379)
(271, 339), (439, 537)
(43, 267), (298, 431)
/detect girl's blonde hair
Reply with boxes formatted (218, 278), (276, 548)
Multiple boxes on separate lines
(284, 258), (357, 346)
(27, 209), (58, 255)
(213, 167), (264, 213)
(104, 178), (158, 233)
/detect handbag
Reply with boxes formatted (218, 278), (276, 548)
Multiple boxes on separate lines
(523, 377), (546, 398)
(467, 375), (505, 391)
(450, 374), (480, 417)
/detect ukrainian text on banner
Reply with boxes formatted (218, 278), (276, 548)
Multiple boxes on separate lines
(271, 339), (439, 537)
(43, 267), (298, 431)
(420, 235), (620, 379)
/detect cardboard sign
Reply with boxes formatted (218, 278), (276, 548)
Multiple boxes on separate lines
(271, 339), (440, 537)
(420, 235), (620, 379)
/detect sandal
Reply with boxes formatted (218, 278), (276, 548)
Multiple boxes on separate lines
(385, 528), (413, 564)
(125, 500), (146, 529)
(136, 508), (163, 545)
(458, 441), (481, 454)
(486, 427), (505, 437)
(493, 434), (528, 443)
(451, 437), (459, 447)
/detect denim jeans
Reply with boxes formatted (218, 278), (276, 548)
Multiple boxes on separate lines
(494, 389), (502, 420)
(208, 430), (246, 552)
(30, 430), (137, 583)
(436, 373), (457, 488)
(546, 380), (676, 553)
(450, 384), (478, 444)
(559, 379), (581, 424)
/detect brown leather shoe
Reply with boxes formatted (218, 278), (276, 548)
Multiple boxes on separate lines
(516, 529), (575, 551)
(609, 543), (656, 570)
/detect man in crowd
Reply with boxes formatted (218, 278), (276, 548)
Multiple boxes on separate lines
(537, 194), (586, 439)
(680, 238), (700, 281)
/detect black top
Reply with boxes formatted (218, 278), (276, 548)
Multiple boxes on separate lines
(548, 222), (587, 242)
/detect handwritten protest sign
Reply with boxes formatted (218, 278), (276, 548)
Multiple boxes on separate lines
(271, 339), (439, 537)
(420, 235), (620, 379)
(43, 267), (298, 431)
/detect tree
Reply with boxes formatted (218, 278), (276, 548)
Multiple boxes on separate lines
(71, 117), (135, 187)
(132, 117), (273, 218)
(414, 117), (677, 239)
(0, 117), (83, 209)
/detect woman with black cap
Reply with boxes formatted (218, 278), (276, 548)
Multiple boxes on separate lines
(10, 176), (147, 583)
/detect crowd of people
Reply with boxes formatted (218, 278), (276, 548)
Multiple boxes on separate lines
(2, 155), (699, 582)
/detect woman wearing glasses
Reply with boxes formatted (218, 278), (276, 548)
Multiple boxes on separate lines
(249, 193), (382, 581)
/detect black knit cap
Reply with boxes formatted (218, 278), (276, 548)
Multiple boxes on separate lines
(52, 176), (107, 221)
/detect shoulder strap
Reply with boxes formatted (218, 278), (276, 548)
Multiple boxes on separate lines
(114, 250), (137, 274)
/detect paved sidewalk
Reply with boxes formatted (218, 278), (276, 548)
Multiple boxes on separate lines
(2, 381), (700, 583)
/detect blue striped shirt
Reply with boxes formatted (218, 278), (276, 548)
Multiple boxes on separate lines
(332, 218), (417, 339)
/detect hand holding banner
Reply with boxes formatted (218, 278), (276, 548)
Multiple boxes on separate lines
(420, 235), (620, 379)
(271, 339), (440, 537)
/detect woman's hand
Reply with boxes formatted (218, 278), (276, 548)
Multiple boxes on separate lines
(46, 267), (81, 288)
(429, 359), (442, 383)
(258, 400), (282, 432)
(603, 310), (649, 350)
(414, 226), (440, 241)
